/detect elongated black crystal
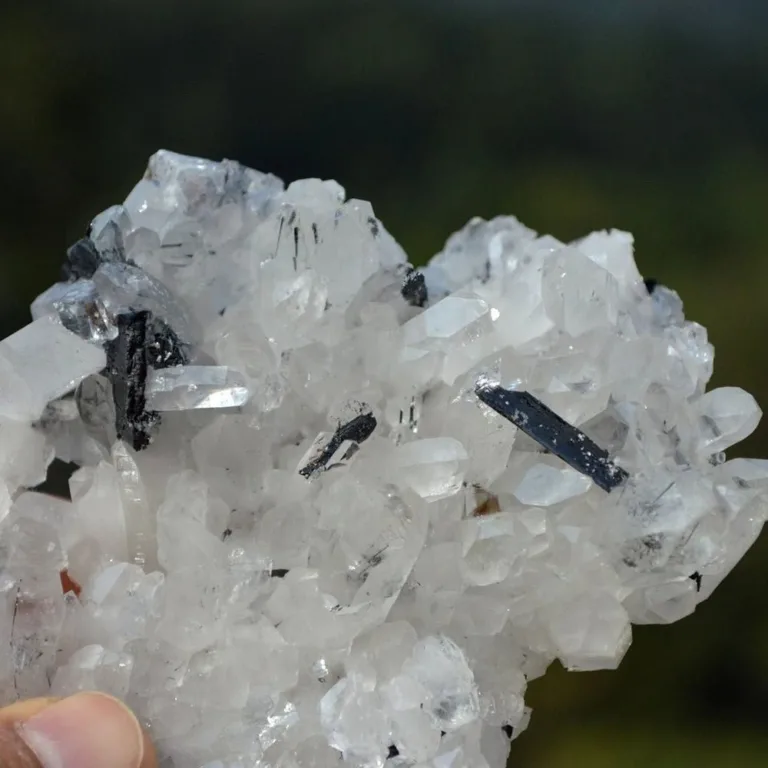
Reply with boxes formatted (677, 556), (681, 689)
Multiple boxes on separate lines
(299, 412), (378, 478)
(475, 383), (629, 492)
(401, 267), (428, 308)
(106, 310), (159, 451)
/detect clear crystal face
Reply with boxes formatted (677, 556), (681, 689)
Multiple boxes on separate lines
(146, 366), (251, 411)
(0, 149), (763, 767)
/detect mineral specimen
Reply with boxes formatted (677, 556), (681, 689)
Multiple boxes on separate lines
(0, 150), (765, 768)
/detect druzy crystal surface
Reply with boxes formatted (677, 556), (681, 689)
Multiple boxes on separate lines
(1, 150), (766, 767)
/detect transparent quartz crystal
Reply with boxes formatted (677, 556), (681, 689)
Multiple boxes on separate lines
(0, 150), (763, 768)
(146, 366), (251, 411)
(31, 279), (116, 344)
(0, 317), (106, 421)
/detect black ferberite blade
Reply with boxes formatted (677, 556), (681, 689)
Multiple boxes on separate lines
(104, 311), (189, 451)
(106, 310), (159, 451)
(298, 411), (378, 478)
(475, 381), (629, 492)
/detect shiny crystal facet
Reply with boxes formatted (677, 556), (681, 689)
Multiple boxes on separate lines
(146, 366), (251, 411)
(0, 317), (106, 421)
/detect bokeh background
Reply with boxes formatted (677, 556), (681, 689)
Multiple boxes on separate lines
(2, 0), (767, 765)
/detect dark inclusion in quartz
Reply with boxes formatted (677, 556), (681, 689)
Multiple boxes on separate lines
(401, 267), (428, 308)
(105, 310), (189, 451)
(298, 411), (378, 478)
(62, 237), (103, 281)
(689, 571), (703, 592)
(475, 382), (629, 492)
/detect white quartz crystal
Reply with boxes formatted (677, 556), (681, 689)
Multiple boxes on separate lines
(146, 366), (251, 411)
(0, 149), (764, 768)
(0, 317), (106, 421)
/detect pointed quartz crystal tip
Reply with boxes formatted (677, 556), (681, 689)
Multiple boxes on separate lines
(31, 279), (116, 344)
(93, 261), (194, 343)
(394, 437), (468, 500)
(693, 386), (761, 455)
(145, 366), (251, 411)
(0, 317), (106, 421)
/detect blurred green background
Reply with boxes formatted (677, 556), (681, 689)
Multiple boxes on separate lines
(1, 1), (767, 765)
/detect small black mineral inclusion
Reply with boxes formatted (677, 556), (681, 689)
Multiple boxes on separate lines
(62, 237), (103, 281)
(689, 571), (703, 592)
(475, 382), (629, 492)
(401, 267), (428, 308)
(501, 724), (515, 740)
(147, 317), (189, 369)
(644, 278), (659, 294)
(270, 568), (290, 578)
(386, 744), (400, 759)
(106, 310), (158, 451)
(298, 412), (378, 478)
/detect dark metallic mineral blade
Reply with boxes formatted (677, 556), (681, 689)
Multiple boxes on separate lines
(337, 411), (377, 444)
(475, 382), (629, 492)
(299, 412), (378, 478)
(107, 310), (159, 450)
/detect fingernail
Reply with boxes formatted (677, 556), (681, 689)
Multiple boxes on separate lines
(18, 692), (144, 768)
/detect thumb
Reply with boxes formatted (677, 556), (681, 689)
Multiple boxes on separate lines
(0, 692), (154, 768)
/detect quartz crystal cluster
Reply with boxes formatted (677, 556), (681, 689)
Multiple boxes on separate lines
(1, 150), (766, 768)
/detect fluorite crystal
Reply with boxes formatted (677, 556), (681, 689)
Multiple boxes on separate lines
(0, 150), (765, 767)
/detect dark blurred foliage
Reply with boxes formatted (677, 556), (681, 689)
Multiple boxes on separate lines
(1, 1), (768, 765)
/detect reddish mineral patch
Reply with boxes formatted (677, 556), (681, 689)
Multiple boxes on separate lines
(60, 569), (82, 597)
